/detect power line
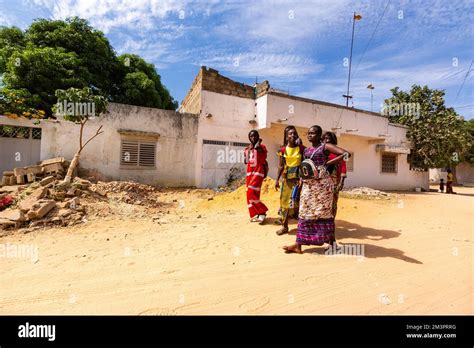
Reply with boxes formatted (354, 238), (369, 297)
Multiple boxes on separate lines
(454, 59), (473, 103)
(351, 0), (391, 82)
(453, 104), (474, 109)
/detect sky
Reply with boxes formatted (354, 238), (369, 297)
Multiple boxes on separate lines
(1, 0), (473, 119)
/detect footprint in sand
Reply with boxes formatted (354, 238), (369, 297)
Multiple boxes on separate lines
(239, 296), (270, 313)
(138, 307), (178, 315)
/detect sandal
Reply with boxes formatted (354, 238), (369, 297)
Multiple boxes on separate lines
(257, 215), (266, 225)
(250, 216), (259, 222)
(276, 227), (288, 235)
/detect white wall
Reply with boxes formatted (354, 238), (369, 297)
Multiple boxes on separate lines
(430, 164), (474, 185)
(196, 90), (256, 187)
(251, 93), (428, 190)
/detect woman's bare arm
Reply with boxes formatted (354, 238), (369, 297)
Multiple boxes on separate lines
(325, 143), (351, 166)
(275, 154), (284, 189)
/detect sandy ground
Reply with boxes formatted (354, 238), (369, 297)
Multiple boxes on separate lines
(0, 181), (472, 315)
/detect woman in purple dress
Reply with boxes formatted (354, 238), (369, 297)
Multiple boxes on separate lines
(283, 125), (350, 254)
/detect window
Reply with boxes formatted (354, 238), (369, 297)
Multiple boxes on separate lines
(32, 128), (42, 139)
(381, 153), (397, 173)
(346, 152), (354, 172)
(203, 139), (227, 146)
(120, 139), (156, 168)
(230, 141), (248, 147)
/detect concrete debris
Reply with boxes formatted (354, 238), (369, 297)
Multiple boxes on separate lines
(40, 176), (55, 186)
(342, 187), (392, 199)
(26, 199), (56, 220)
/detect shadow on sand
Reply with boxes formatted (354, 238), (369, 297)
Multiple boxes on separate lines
(285, 220), (422, 264)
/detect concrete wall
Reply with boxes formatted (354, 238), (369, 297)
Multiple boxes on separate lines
(257, 93), (428, 191)
(430, 163), (474, 185)
(186, 84), (429, 190)
(195, 90), (256, 187)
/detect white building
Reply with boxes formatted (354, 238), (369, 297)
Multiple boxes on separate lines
(179, 67), (428, 190)
(0, 67), (429, 190)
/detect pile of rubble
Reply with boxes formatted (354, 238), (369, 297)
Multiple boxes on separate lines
(341, 187), (392, 199)
(91, 181), (161, 207)
(2, 157), (66, 186)
(0, 175), (101, 230)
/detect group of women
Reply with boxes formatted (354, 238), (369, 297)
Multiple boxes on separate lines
(244, 125), (350, 254)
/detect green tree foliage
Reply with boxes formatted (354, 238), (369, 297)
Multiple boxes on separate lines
(463, 119), (474, 165)
(0, 17), (177, 117)
(116, 54), (177, 109)
(4, 47), (87, 113)
(0, 26), (26, 73)
(384, 85), (471, 169)
(0, 87), (44, 119)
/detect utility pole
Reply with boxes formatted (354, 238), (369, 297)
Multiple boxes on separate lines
(344, 12), (362, 107)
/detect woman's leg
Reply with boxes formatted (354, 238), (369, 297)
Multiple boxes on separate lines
(277, 180), (291, 235)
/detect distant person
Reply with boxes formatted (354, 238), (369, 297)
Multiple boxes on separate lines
(244, 130), (269, 224)
(275, 125), (305, 235)
(283, 125), (350, 254)
(446, 169), (456, 194)
(439, 178), (445, 193)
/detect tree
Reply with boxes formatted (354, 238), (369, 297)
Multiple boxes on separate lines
(463, 119), (474, 165)
(0, 17), (177, 115)
(25, 17), (121, 95)
(384, 85), (471, 171)
(116, 54), (177, 109)
(3, 47), (87, 115)
(52, 87), (108, 183)
(0, 26), (26, 73)
(0, 87), (45, 119)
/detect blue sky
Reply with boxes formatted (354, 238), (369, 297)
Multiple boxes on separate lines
(1, 0), (473, 119)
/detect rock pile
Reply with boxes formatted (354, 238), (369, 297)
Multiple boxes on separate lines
(342, 187), (392, 199)
(0, 173), (166, 230)
(91, 181), (162, 207)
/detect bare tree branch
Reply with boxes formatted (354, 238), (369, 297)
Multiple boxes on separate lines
(79, 125), (103, 154)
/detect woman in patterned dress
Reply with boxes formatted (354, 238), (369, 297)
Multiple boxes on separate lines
(275, 125), (305, 235)
(283, 125), (351, 254)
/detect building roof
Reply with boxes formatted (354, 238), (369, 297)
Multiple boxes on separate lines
(181, 66), (393, 120)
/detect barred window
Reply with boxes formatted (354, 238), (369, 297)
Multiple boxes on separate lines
(32, 128), (42, 139)
(381, 153), (397, 173)
(203, 139), (228, 146)
(0, 125), (31, 139)
(230, 141), (248, 147)
(120, 139), (156, 168)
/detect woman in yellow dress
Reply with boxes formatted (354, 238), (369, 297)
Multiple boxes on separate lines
(275, 125), (305, 235)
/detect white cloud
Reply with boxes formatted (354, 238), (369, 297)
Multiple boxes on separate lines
(0, 12), (13, 26)
(27, 0), (189, 33)
(198, 51), (324, 81)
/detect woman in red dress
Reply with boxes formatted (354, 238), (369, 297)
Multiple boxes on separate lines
(323, 132), (347, 217)
(244, 130), (269, 224)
